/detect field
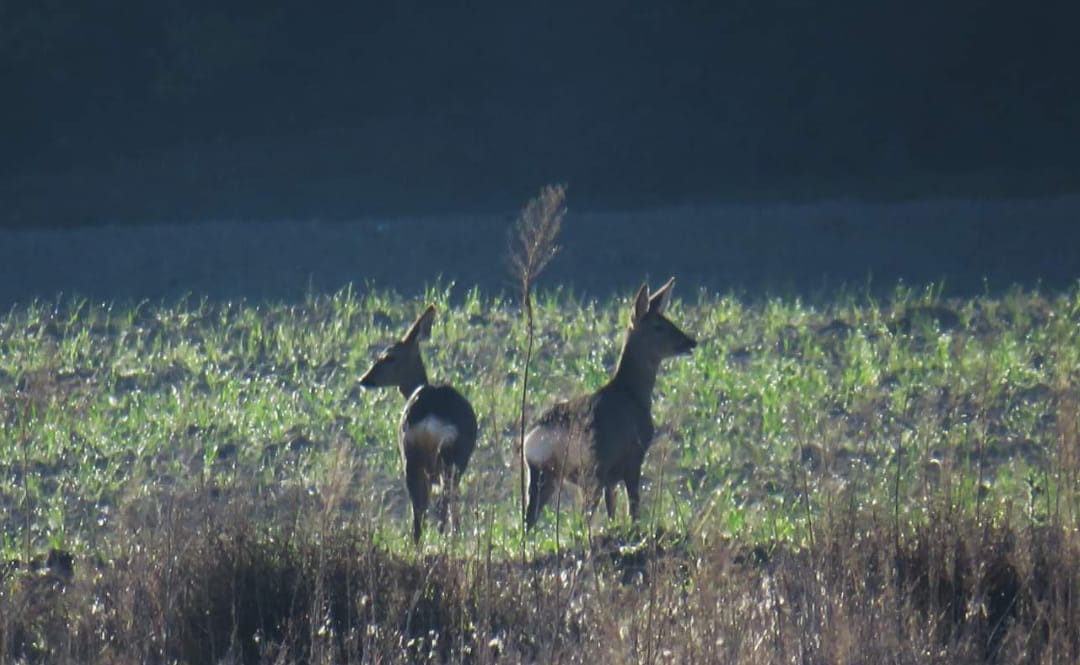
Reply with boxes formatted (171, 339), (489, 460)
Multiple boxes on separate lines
(2, 280), (1080, 663)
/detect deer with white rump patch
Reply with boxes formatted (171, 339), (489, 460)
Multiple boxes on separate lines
(358, 305), (478, 544)
(523, 277), (697, 528)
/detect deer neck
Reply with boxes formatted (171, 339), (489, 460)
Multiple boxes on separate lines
(611, 333), (659, 407)
(398, 363), (429, 399)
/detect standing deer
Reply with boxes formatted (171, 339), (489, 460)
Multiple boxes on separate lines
(358, 305), (478, 544)
(523, 277), (696, 528)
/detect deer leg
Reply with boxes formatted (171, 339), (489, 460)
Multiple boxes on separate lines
(405, 461), (430, 545)
(584, 484), (606, 523)
(436, 463), (461, 535)
(624, 464), (642, 522)
(525, 464), (556, 528)
(603, 485), (617, 519)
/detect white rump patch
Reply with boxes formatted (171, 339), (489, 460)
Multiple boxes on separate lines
(523, 425), (561, 466)
(403, 415), (459, 453)
(524, 424), (590, 472)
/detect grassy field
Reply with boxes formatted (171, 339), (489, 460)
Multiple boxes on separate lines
(2, 280), (1080, 663)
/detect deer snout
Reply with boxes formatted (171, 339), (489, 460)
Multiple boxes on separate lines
(677, 336), (698, 356)
(347, 376), (372, 400)
(357, 367), (379, 388)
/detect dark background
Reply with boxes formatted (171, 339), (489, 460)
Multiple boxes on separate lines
(4, 1), (1080, 227)
(2, 2), (1079, 307)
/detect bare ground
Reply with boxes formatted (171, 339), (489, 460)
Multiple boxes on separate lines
(2, 195), (1079, 310)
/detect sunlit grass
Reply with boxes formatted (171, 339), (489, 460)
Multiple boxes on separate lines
(2, 281), (1078, 562)
(4, 281), (1080, 663)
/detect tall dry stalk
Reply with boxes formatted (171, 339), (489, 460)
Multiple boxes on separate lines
(507, 184), (566, 539)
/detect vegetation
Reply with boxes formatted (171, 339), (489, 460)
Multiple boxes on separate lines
(508, 183), (565, 534)
(2, 280), (1080, 663)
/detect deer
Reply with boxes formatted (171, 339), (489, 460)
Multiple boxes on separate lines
(523, 277), (697, 528)
(358, 305), (478, 544)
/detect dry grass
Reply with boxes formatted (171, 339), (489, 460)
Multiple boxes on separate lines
(3, 480), (1080, 663)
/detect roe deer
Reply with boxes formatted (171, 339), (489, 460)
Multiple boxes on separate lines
(523, 277), (696, 528)
(359, 305), (478, 544)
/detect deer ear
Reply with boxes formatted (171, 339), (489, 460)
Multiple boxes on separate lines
(631, 282), (650, 324)
(649, 277), (675, 315)
(402, 305), (436, 343)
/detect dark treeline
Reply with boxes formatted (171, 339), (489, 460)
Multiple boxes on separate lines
(3, 1), (1079, 224)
